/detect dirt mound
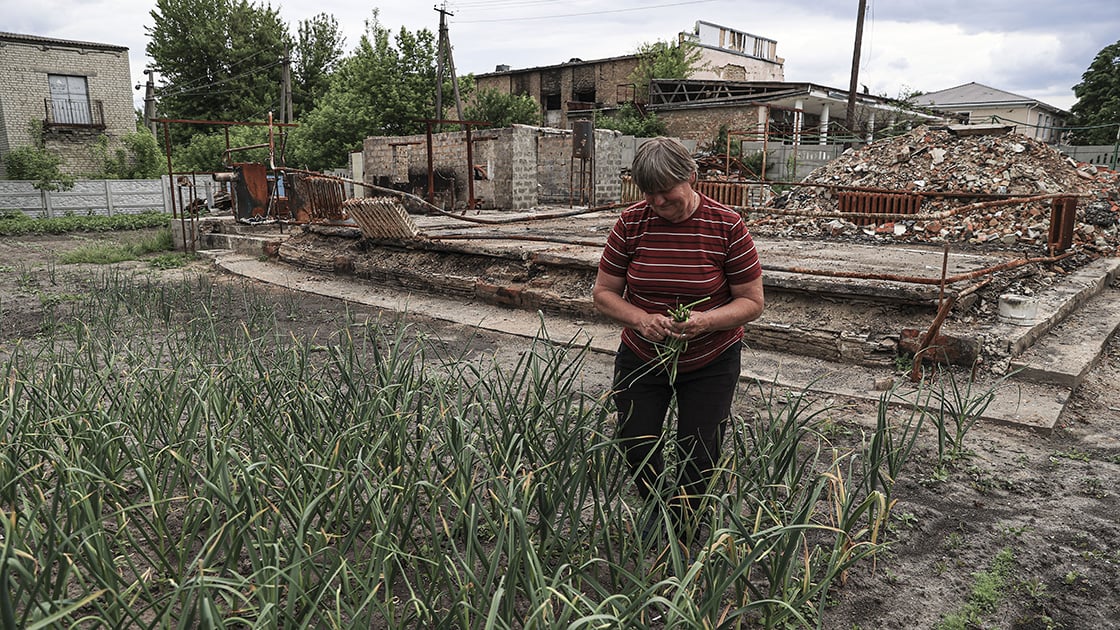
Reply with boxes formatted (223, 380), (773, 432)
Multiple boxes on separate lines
(754, 126), (1120, 255)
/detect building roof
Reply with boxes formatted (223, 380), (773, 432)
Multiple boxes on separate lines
(910, 82), (1065, 115)
(476, 52), (639, 78)
(0, 31), (128, 52)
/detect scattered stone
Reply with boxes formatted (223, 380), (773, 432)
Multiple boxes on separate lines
(749, 125), (1119, 260)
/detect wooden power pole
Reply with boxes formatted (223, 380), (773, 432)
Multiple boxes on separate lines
(280, 50), (293, 124)
(845, 0), (868, 142)
(434, 3), (464, 130)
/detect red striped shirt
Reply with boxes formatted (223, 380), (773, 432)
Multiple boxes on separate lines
(598, 193), (762, 372)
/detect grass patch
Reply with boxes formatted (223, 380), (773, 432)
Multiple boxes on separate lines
(148, 252), (198, 269)
(936, 547), (1016, 629)
(58, 227), (174, 264)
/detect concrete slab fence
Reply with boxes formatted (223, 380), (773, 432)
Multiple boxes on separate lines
(0, 177), (197, 219)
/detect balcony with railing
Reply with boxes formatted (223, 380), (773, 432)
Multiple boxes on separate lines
(43, 98), (105, 128)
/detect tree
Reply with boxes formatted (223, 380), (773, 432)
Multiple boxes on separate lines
(594, 103), (666, 137)
(172, 125), (275, 172)
(1068, 39), (1120, 145)
(627, 39), (704, 102)
(146, 0), (289, 128)
(286, 12), (437, 170)
(463, 88), (540, 128)
(292, 13), (346, 119)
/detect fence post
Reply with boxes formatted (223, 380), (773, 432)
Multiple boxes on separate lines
(42, 189), (53, 219)
(103, 180), (115, 217)
(161, 175), (171, 214)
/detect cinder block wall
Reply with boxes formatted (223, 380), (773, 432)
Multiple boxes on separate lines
(363, 125), (624, 211)
(536, 128), (623, 206)
(0, 35), (135, 179)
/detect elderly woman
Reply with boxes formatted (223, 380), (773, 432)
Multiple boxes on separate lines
(593, 136), (764, 540)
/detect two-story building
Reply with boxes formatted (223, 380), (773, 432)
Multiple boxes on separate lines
(473, 21), (786, 129)
(908, 82), (1067, 144)
(0, 32), (137, 179)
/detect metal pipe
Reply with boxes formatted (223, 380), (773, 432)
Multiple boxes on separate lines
(282, 167), (628, 226)
(428, 233), (605, 247)
(466, 125), (476, 209)
(911, 294), (957, 382)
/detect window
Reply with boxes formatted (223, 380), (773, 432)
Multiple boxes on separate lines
(48, 74), (91, 125)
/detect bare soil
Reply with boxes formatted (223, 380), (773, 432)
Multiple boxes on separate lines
(2, 228), (1118, 628)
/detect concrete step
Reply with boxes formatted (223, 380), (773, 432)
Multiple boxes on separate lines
(1010, 285), (1120, 388)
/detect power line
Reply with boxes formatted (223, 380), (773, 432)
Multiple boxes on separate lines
(455, 0), (721, 23)
(158, 61), (282, 98)
(451, 0), (568, 9)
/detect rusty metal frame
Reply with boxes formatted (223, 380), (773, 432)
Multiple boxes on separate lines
(153, 115), (298, 251)
(418, 118), (491, 211)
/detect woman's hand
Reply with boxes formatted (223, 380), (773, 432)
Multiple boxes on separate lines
(636, 312), (677, 342)
(668, 309), (711, 339)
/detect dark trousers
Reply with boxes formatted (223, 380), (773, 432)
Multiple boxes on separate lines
(612, 341), (741, 514)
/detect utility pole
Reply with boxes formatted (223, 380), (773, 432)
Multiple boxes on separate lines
(434, 3), (464, 131)
(845, 0), (867, 143)
(141, 69), (157, 136)
(280, 50), (293, 124)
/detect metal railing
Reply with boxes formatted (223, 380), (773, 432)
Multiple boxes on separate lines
(43, 98), (105, 128)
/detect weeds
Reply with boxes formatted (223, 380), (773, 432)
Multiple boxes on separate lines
(58, 227), (173, 264)
(935, 547), (1015, 630)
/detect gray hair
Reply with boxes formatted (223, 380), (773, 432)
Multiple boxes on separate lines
(631, 137), (697, 193)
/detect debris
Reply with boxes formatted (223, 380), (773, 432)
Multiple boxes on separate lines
(750, 126), (1119, 258)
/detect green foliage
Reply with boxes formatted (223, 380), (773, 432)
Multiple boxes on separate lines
(286, 11), (437, 170)
(462, 88), (540, 128)
(594, 102), (666, 137)
(4, 120), (76, 190)
(89, 129), (165, 179)
(147, 0), (289, 138)
(172, 125), (275, 172)
(627, 39), (703, 101)
(149, 251), (197, 269)
(1068, 39), (1120, 144)
(292, 13), (347, 119)
(58, 228), (174, 264)
(0, 211), (170, 236)
(936, 548), (1016, 629)
(3, 145), (75, 191)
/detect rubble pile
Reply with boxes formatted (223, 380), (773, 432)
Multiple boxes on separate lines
(753, 125), (1120, 255)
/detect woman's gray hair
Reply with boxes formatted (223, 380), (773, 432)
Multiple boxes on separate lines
(631, 136), (697, 193)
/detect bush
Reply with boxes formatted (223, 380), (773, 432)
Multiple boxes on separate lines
(0, 211), (171, 236)
(91, 129), (164, 179)
(4, 145), (75, 191)
(594, 102), (666, 137)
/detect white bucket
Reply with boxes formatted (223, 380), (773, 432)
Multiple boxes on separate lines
(998, 294), (1038, 325)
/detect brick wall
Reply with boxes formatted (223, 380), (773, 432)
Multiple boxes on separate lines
(0, 34), (136, 179)
(659, 106), (764, 146)
(475, 57), (640, 129)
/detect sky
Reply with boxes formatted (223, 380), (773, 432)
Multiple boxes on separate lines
(7, 0), (1119, 113)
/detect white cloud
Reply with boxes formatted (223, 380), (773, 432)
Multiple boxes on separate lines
(5, 0), (1115, 114)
